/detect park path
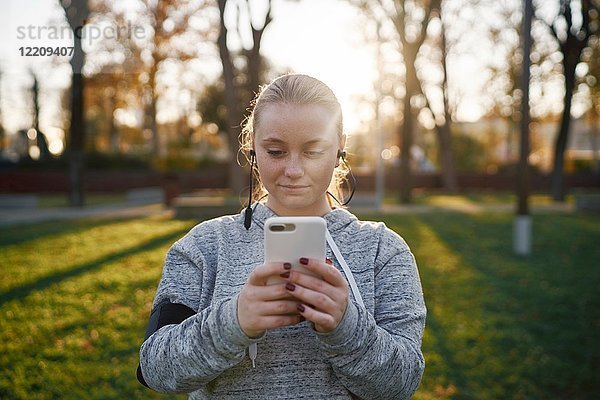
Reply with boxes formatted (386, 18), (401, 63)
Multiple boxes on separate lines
(0, 203), (173, 228)
(351, 201), (574, 215)
(0, 198), (574, 229)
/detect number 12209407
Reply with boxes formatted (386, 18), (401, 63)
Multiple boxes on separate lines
(19, 47), (74, 57)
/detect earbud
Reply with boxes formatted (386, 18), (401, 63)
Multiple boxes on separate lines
(337, 150), (346, 159)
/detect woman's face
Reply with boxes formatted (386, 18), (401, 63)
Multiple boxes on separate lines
(254, 102), (344, 216)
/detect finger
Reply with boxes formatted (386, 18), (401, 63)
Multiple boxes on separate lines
(287, 271), (344, 304)
(244, 282), (295, 302)
(284, 281), (338, 314)
(248, 262), (292, 285)
(296, 303), (338, 333)
(258, 300), (302, 316)
(297, 257), (347, 287)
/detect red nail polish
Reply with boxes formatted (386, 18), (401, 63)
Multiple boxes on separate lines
(299, 257), (308, 265)
(280, 271), (290, 278)
(297, 304), (305, 312)
(285, 282), (296, 291)
(284, 262), (292, 270)
(325, 257), (333, 265)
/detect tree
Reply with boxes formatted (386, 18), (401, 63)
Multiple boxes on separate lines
(139, 0), (212, 156)
(420, 0), (457, 192)
(62, 0), (89, 207)
(356, 0), (439, 203)
(396, 1), (436, 203)
(485, 1), (523, 163)
(83, 5), (146, 155)
(217, 0), (273, 195)
(584, 35), (600, 172)
(540, 0), (600, 201)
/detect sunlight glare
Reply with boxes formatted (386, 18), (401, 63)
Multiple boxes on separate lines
(262, 0), (378, 135)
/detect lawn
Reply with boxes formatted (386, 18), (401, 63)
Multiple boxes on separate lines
(0, 210), (598, 399)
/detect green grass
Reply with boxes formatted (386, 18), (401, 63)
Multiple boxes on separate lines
(0, 215), (192, 399)
(368, 212), (599, 400)
(0, 210), (598, 399)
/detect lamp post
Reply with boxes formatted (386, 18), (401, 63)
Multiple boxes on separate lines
(514, 0), (533, 256)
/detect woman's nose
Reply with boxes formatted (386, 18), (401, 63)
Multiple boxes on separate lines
(284, 157), (304, 178)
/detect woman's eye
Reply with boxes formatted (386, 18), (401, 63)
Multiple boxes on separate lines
(267, 150), (285, 157)
(306, 151), (325, 157)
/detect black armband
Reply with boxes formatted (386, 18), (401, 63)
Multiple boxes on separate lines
(136, 301), (197, 388)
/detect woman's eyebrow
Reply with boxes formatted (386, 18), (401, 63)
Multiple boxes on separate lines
(261, 138), (330, 145)
(261, 137), (285, 143)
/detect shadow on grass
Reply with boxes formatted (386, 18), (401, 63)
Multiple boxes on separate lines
(0, 228), (189, 305)
(0, 217), (141, 247)
(408, 212), (599, 399)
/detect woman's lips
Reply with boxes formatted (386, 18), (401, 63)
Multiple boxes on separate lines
(279, 184), (309, 192)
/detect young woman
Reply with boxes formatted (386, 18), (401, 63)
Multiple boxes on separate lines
(137, 74), (426, 399)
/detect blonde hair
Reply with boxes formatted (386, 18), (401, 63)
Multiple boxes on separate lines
(239, 74), (350, 207)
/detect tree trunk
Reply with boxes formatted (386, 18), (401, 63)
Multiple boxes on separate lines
(65, 1), (88, 208)
(437, 12), (457, 192)
(107, 95), (118, 152)
(146, 58), (160, 156)
(399, 80), (414, 204)
(551, 57), (577, 201)
(218, 0), (246, 195)
(399, 41), (421, 204)
(394, 2), (435, 204)
(517, 0), (533, 216)
(436, 122), (457, 191)
(246, 0), (272, 98)
(247, 30), (262, 99)
(548, 0), (598, 201)
(69, 67), (85, 207)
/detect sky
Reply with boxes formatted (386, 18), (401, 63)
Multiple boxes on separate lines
(0, 0), (385, 138)
(0, 0), (546, 146)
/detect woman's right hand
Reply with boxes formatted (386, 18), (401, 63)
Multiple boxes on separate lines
(237, 262), (303, 338)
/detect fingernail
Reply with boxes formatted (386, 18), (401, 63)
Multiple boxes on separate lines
(299, 257), (308, 265)
(284, 262), (292, 270)
(325, 257), (333, 265)
(297, 304), (305, 312)
(280, 271), (290, 278)
(285, 282), (296, 291)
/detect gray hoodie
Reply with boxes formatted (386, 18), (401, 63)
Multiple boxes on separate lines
(139, 203), (426, 399)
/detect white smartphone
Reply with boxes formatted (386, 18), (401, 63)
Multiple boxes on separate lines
(264, 216), (327, 285)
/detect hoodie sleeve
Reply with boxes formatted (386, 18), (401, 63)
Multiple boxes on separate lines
(316, 228), (426, 400)
(138, 240), (263, 394)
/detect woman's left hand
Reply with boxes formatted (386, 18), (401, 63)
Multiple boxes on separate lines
(284, 257), (349, 333)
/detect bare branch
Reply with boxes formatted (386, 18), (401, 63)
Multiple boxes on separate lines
(234, 0), (248, 51)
